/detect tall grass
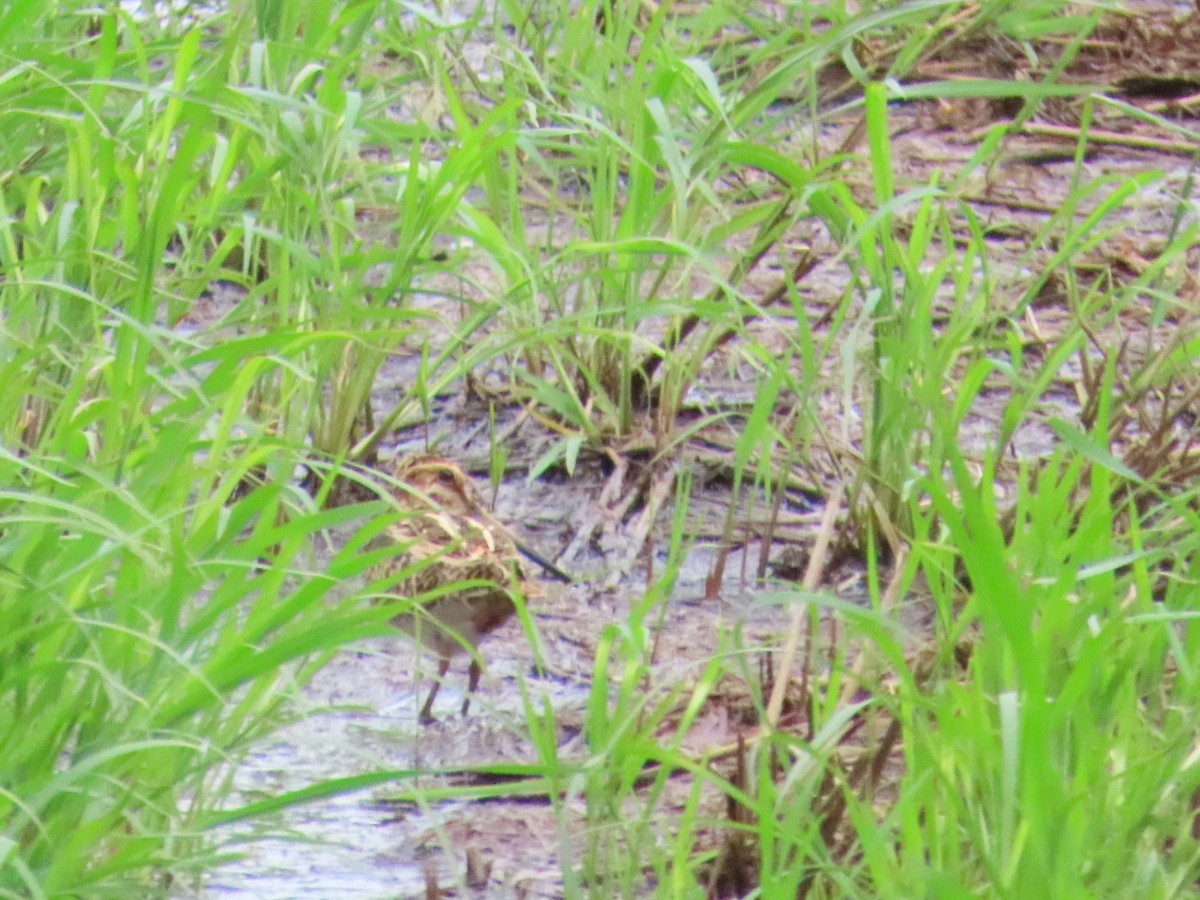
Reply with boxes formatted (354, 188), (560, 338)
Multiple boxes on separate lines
(0, 1), (476, 893)
(2, 0), (1198, 896)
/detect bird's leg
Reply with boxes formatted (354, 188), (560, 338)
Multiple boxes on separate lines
(420, 656), (451, 725)
(462, 657), (482, 717)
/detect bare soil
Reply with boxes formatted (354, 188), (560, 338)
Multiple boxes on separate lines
(190, 4), (1200, 896)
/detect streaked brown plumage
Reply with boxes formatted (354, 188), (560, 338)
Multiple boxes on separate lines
(366, 455), (537, 723)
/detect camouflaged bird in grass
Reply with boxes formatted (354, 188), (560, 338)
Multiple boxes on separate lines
(366, 455), (543, 724)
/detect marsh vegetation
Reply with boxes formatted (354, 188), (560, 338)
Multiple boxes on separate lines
(2, 0), (1199, 896)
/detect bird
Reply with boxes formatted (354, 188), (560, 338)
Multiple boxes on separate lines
(365, 454), (557, 724)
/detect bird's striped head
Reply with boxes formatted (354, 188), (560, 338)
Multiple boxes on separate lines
(390, 455), (479, 513)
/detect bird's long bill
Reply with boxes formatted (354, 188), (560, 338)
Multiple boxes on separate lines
(513, 539), (573, 584)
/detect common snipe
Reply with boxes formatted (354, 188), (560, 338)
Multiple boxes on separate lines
(366, 455), (542, 724)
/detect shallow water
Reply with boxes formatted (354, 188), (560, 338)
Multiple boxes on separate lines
(180, 532), (813, 898)
(189, 638), (592, 898)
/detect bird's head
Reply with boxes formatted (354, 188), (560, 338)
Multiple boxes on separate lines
(391, 455), (478, 513)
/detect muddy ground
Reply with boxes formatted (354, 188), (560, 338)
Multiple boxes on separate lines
(185, 5), (1200, 897)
